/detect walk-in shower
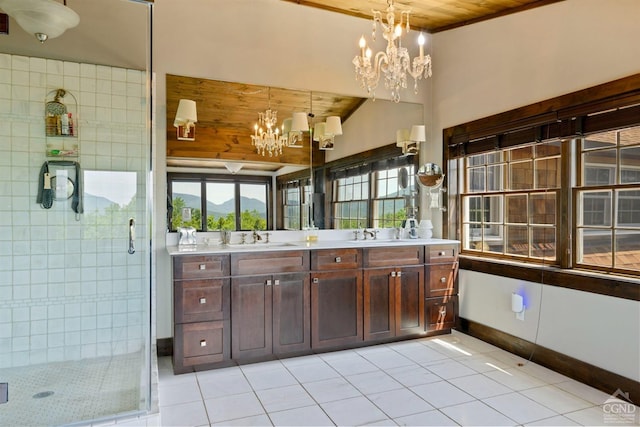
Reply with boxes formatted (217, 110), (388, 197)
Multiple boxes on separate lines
(0, 1), (153, 425)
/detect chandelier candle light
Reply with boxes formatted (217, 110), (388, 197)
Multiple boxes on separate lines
(251, 89), (288, 157)
(353, 0), (432, 103)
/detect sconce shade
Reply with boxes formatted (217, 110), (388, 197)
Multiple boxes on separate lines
(174, 99), (197, 126)
(313, 122), (325, 142)
(281, 117), (292, 135)
(325, 116), (343, 135)
(410, 125), (426, 142)
(291, 112), (309, 132)
(0, 0), (80, 42)
(396, 128), (410, 147)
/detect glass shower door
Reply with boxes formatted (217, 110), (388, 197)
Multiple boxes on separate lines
(0, 0), (153, 425)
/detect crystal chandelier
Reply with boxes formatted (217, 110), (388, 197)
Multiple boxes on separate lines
(352, 0), (432, 103)
(250, 88), (288, 157)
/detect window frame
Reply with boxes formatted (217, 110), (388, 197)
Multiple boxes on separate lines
(167, 172), (272, 232)
(443, 73), (640, 300)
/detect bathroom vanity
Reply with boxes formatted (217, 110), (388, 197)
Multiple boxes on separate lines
(168, 238), (459, 374)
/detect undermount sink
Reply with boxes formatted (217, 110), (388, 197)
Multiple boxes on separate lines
(226, 242), (298, 249)
(349, 239), (402, 244)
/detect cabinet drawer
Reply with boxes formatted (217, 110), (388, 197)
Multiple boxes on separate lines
(426, 244), (458, 263)
(425, 296), (457, 332)
(175, 278), (229, 323)
(173, 255), (230, 279)
(311, 248), (361, 270)
(231, 250), (309, 275)
(175, 321), (229, 367)
(363, 246), (423, 268)
(426, 263), (458, 298)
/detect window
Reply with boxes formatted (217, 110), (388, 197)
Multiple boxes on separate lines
(168, 173), (270, 231)
(445, 74), (640, 278)
(279, 178), (311, 230)
(576, 127), (640, 271)
(461, 142), (560, 261)
(331, 160), (415, 229)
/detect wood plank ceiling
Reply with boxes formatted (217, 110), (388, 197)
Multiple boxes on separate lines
(282, 0), (565, 33)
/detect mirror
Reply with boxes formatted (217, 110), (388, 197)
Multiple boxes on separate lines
(166, 75), (424, 228)
(416, 163), (446, 211)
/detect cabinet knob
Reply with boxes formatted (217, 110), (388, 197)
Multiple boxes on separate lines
(274, 279), (280, 286)
(397, 271), (402, 277)
(391, 271), (396, 278)
(199, 297), (207, 304)
(200, 340), (207, 347)
(313, 277), (319, 284)
(439, 306), (447, 316)
(335, 256), (341, 263)
(266, 279), (272, 286)
(440, 277), (447, 283)
(199, 264), (206, 270)
(439, 251), (446, 256)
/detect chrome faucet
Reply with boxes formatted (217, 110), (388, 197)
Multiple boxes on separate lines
(252, 230), (263, 243)
(362, 228), (377, 240)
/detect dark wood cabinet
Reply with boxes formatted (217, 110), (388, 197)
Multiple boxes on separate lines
(395, 265), (425, 336)
(311, 269), (363, 349)
(426, 295), (458, 331)
(231, 272), (310, 361)
(425, 243), (459, 333)
(173, 255), (231, 374)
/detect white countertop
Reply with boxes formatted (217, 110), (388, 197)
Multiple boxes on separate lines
(166, 238), (460, 256)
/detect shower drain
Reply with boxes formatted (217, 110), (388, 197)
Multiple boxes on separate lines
(32, 391), (54, 399)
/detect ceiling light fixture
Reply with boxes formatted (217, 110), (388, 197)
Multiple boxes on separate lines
(353, 0), (432, 103)
(251, 88), (288, 157)
(0, 0), (79, 43)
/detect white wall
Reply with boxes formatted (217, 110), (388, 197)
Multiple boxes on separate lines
(433, 0), (640, 381)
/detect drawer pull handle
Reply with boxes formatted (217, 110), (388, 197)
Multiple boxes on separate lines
(199, 264), (206, 270)
(335, 256), (341, 263)
(274, 279), (280, 286)
(199, 297), (207, 304)
(391, 271), (396, 278)
(266, 279), (272, 286)
(397, 271), (402, 277)
(439, 306), (447, 316)
(200, 340), (207, 347)
(440, 277), (447, 283)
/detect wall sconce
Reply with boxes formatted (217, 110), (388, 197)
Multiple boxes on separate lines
(174, 99), (197, 141)
(396, 125), (425, 155)
(288, 112), (309, 148)
(314, 116), (342, 151)
(0, 0), (80, 43)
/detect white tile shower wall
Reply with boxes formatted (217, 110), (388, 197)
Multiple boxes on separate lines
(0, 53), (148, 368)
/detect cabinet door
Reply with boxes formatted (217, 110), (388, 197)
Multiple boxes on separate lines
(231, 276), (273, 360)
(272, 272), (310, 354)
(311, 270), (363, 349)
(173, 320), (229, 373)
(395, 266), (425, 337)
(425, 296), (457, 332)
(175, 278), (229, 323)
(426, 262), (458, 298)
(363, 268), (395, 341)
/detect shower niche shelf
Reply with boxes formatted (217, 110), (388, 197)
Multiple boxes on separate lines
(45, 88), (79, 158)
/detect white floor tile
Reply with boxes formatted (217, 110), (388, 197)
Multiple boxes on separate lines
(213, 413), (273, 426)
(516, 361), (572, 384)
(563, 406), (611, 426)
(525, 414), (581, 426)
(159, 400), (209, 427)
(554, 379), (612, 406)
(255, 384), (316, 413)
(368, 388), (434, 418)
(457, 354), (512, 374)
(197, 367), (253, 399)
(204, 391), (265, 423)
(390, 341), (450, 364)
(423, 359), (478, 379)
(320, 352), (379, 376)
(302, 377), (361, 403)
(483, 392), (558, 424)
(345, 369), (404, 395)
(357, 347), (415, 370)
(394, 409), (458, 426)
(269, 404), (334, 426)
(158, 380), (202, 407)
(448, 373), (513, 399)
(440, 400), (518, 426)
(483, 367), (547, 391)
(385, 364), (441, 388)
(284, 360), (340, 384)
(242, 366), (298, 391)
(410, 380), (475, 408)
(520, 385), (594, 414)
(321, 395), (388, 426)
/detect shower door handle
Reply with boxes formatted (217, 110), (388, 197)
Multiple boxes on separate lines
(128, 218), (136, 254)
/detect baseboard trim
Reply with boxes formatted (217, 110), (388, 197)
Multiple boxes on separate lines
(458, 318), (639, 404)
(156, 337), (173, 357)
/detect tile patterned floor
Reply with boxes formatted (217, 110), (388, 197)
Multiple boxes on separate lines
(157, 331), (639, 426)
